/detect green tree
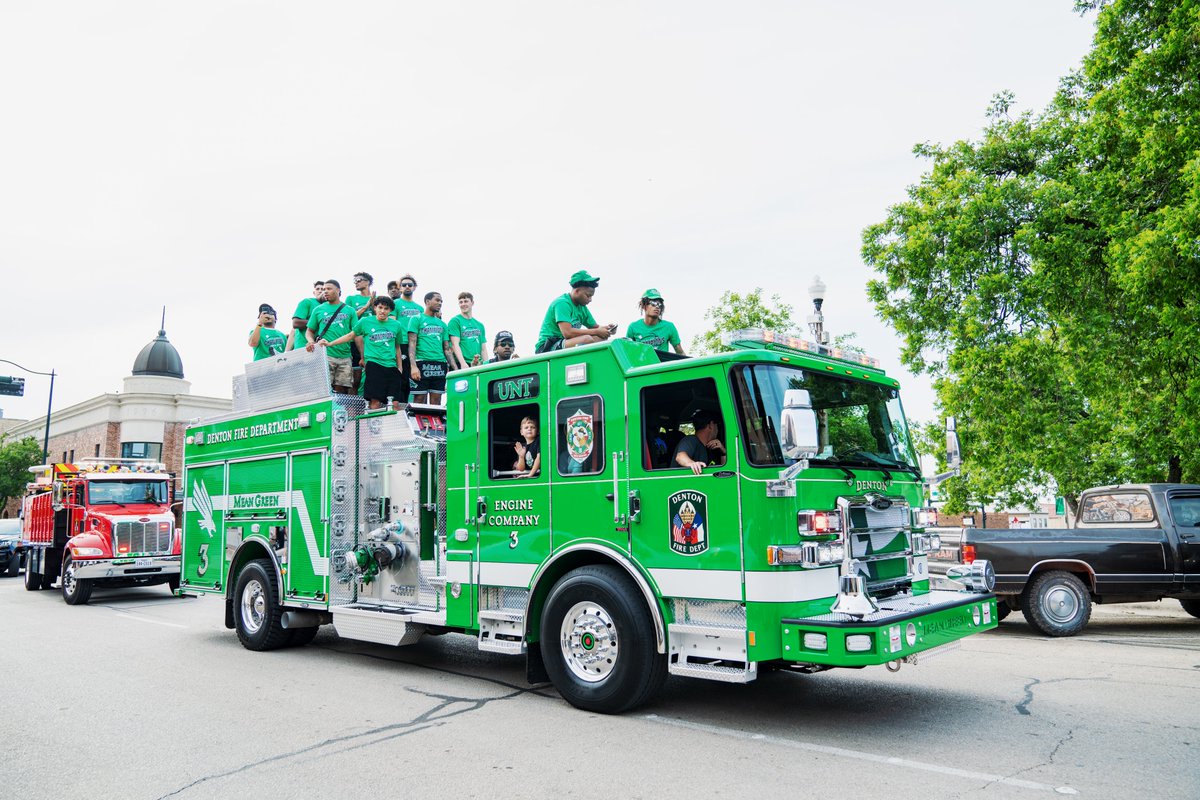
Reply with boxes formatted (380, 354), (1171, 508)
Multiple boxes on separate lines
(690, 289), (797, 355)
(863, 0), (1200, 513)
(0, 436), (42, 512)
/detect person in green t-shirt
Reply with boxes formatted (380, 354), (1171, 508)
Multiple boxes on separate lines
(287, 281), (326, 351)
(248, 303), (287, 361)
(345, 271), (378, 394)
(304, 279), (356, 393)
(407, 292), (455, 395)
(321, 296), (406, 409)
(626, 288), (685, 355)
(448, 291), (488, 369)
(391, 273), (424, 383)
(534, 270), (618, 353)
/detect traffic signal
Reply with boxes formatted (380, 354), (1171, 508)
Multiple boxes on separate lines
(0, 375), (25, 396)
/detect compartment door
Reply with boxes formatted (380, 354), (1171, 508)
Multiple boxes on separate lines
(287, 450), (329, 600)
(182, 462), (227, 590)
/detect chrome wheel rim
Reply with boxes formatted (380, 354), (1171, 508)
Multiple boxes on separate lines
(241, 577), (267, 634)
(62, 561), (77, 596)
(560, 601), (619, 683)
(1044, 584), (1080, 623)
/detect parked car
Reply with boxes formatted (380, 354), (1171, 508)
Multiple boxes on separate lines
(929, 485), (1200, 636)
(0, 518), (22, 576)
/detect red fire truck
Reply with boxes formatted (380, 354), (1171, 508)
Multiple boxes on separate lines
(21, 459), (181, 604)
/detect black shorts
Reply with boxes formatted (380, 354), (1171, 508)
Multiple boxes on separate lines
(414, 360), (447, 393)
(535, 337), (564, 354)
(363, 361), (405, 404)
(350, 341), (363, 368)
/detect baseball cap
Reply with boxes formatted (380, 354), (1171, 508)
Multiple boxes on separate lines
(258, 303), (277, 315)
(642, 288), (663, 300)
(569, 270), (600, 288)
(494, 330), (515, 346)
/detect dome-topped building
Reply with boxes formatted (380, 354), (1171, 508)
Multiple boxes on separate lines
(132, 321), (184, 379)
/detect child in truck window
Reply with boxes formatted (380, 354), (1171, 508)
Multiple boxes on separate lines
(513, 417), (541, 478)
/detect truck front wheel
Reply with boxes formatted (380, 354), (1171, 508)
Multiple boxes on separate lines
(1180, 599), (1200, 619)
(233, 559), (290, 651)
(1023, 571), (1091, 637)
(540, 565), (666, 714)
(61, 555), (94, 605)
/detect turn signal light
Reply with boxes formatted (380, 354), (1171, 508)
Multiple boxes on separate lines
(797, 510), (841, 537)
(962, 544), (976, 564)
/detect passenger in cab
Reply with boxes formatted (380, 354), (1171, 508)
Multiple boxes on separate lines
(513, 417), (541, 478)
(674, 410), (726, 475)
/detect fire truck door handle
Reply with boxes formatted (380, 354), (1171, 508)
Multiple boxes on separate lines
(476, 496), (487, 523)
(628, 490), (641, 523)
(612, 452), (621, 522)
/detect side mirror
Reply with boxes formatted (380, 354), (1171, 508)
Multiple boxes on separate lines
(780, 389), (819, 460)
(945, 416), (962, 471)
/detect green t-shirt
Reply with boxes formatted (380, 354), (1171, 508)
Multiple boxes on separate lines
(448, 315), (486, 364)
(626, 319), (680, 352)
(307, 302), (356, 359)
(536, 293), (597, 348)
(408, 314), (449, 362)
(393, 298), (424, 324)
(289, 296), (321, 350)
(346, 294), (373, 320)
(250, 327), (287, 360)
(353, 316), (405, 368)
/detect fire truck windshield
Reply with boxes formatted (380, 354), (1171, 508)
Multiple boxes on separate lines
(86, 480), (169, 506)
(732, 364), (919, 473)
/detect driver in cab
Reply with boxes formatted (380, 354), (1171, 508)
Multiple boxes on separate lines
(674, 410), (727, 475)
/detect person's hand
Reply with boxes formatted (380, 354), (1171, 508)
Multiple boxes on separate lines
(595, 326), (611, 341)
(606, 323), (618, 335)
(411, 365), (421, 381)
(514, 441), (527, 459)
(305, 342), (316, 352)
(316, 340), (329, 348)
(471, 354), (481, 366)
(689, 461), (706, 476)
(258, 312), (272, 326)
(707, 439), (725, 454)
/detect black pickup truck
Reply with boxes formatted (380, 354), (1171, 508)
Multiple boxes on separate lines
(932, 484), (1200, 636)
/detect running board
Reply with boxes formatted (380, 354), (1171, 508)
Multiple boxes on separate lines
(333, 605), (426, 646)
(478, 609), (526, 655)
(667, 623), (756, 683)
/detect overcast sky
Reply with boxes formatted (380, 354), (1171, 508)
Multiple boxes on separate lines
(0, 1), (1097, 429)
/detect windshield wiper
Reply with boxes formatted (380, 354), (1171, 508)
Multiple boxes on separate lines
(822, 449), (920, 475)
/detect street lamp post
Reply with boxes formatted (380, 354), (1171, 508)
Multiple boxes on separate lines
(807, 275), (829, 350)
(0, 359), (57, 461)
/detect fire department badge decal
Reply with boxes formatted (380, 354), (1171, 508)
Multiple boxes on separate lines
(669, 490), (708, 556)
(566, 409), (594, 465)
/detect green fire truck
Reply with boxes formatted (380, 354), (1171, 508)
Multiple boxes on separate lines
(182, 331), (996, 713)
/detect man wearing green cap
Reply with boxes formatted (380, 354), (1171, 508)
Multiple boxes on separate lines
(626, 288), (684, 355)
(534, 270), (619, 353)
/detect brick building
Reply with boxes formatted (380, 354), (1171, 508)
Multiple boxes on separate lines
(2, 327), (230, 517)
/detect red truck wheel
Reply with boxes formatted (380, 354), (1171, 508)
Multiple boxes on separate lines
(23, 557), (41, 591)
(60, 555), (94, 605)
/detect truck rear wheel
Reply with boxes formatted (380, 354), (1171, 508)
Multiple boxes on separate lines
(233, 559), (290, 651)
(1023, 571), (1091, 637)
(24, 556), (41, 591)
(540, 565), (666, 714)
(1180, 599), (1200, 619)
(5, 557), (18, 577)
(60, 555), (94, 605)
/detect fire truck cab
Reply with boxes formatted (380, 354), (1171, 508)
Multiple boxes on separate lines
(22, 459), (181, 604)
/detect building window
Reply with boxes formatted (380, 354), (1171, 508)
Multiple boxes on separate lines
(94, 444), (101, 458)
(69, 449), (75, 462)
(121, 442), (163, 461)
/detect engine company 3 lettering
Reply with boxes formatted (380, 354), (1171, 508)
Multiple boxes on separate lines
(487, 498), (540, 527)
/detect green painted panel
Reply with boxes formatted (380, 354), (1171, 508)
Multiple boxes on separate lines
(181, 462), (226, 591)
(286, 451), (327, 601)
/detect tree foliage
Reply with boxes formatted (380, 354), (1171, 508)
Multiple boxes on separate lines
(863, 0), (1200, 512)
(690, 288), (798, 355)
(0, 436), (42, 512)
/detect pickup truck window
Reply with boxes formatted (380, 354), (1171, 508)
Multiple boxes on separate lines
(1167, 496), (1200, 528)
(1079, 491), (1155, 523)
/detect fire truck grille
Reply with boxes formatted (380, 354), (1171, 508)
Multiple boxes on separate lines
(114, 522), (172, 555)
(841, 498), (912, 597)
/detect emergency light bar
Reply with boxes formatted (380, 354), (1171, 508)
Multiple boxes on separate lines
(721, 328), (881, 369)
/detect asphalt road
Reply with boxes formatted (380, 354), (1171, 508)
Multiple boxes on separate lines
(1, 573), (1197, 800)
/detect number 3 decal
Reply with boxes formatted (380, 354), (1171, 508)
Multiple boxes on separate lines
(509, 531), (519, 549)
(197, 543), (210, 576)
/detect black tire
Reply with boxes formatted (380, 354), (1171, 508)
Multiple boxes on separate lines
(4, 557), (18, 577)
(24, 556), (41, 591)
(540, 565), (667, 714)
(1180, 599), (1200, 619)
(1022, 571), (1091, 637)
(995, 598), (1012, 622)
(286, 625), (321, 647)
(60, 555), (94, 606)
(167, 575), (181, 594)
(232, 559), (290, 651)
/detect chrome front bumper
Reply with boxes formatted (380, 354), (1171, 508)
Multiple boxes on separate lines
(72, 555), (180, 580)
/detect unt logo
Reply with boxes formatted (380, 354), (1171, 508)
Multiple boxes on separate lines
(489, 374), (540, 403)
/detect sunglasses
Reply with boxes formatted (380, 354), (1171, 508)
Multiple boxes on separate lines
(647, 299), (664, 307)
(400, 282), (415, 288)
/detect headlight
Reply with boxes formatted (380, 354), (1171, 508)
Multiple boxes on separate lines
(71, 547), (104, 557)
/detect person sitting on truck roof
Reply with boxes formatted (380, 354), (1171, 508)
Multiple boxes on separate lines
(626, 288), (684, 355)
(513, 416), (541, 478)
(248, 304), (287, 361)
(286, 281), (326, 351)
(674, 409), (727, 475)
(407, 291), (454, 396)
(534, 270), (618, 353)
(320, 296), (406, 410)
(304, 279), (356, 394)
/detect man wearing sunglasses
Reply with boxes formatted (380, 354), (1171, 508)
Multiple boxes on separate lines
(627, 288), (684, 355)
(392, 274), (423, 399)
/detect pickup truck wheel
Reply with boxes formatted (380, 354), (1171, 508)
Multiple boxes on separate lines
(61, 555), (94, 606)
(233, 559), (290, 651)
(540, 565), (667, 714)
(1180, 599), (1200, 619)
(995, 598), (1012, 621)
(1023, 571), (1090, 637)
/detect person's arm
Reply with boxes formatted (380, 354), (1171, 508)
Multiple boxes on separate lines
(443, 337), (456, 364)
(514, 441), (526, 472)
(673, 342), (686, 355)
(526, 452), (541, 478)
(319, 330), (356, 348)
(674, 439), (707, 476)
(478, 341), (489, 364)
(450, 336), (468, 370)
(249, 327), (261, 348)
(285, 329), (296, 350)
(558, 320), (611, 341)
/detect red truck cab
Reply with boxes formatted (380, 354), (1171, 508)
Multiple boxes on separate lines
(21, 460), (182, 604)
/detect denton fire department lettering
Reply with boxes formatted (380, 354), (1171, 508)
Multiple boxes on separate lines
(669, 490), (709, 556)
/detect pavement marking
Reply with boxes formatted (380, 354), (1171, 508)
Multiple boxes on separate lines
(110, 609), (187, 629)
(643, 714), (1078, 795)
